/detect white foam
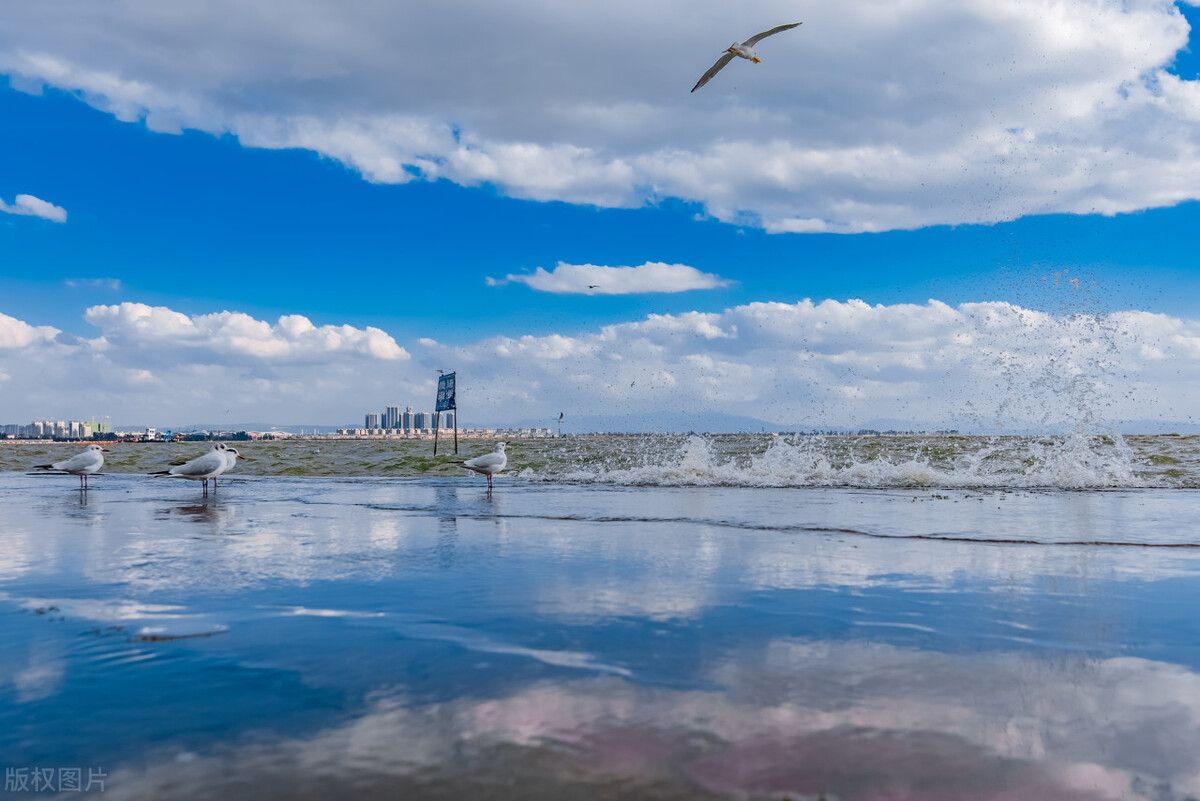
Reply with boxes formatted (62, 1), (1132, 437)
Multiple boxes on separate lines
(536, 430), (1149, 490)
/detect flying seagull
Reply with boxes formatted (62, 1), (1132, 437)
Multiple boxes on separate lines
(31, 443), (109, 489)
(457, 441), (508, 490)
(691, 22), (802, 92)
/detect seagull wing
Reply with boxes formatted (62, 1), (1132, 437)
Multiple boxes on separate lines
(53, 451), (101, 473)
(170, 451), (224, 477)
(691, 52), (735, 92)
(463, 452), (507, 473)
(741, 22), (801, 47)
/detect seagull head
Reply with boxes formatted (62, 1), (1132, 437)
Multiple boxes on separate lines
(87, 444), (110, 453)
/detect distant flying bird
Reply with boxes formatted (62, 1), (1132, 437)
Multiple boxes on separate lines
(457, 441), (508, 490)
(31, 443), (109, 489)
(151, 443), (236, 496)
(691, 22), (802, 92)
(558, 412), (564, 422)
(587, 285), (599, 289)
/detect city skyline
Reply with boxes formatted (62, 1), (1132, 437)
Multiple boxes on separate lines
(370, 405), (452, 432)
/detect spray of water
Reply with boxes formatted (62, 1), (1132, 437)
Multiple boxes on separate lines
(524, 430), (1155, 489)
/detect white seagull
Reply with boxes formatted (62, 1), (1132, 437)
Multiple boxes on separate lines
(458, 442), (508, 490)
(216, 444), (246, 483)
(32, 443), (109, 489)
(152, 443), (235, 496)
(691, 22), (802, 92)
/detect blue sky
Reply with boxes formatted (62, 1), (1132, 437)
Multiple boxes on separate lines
(3, 0), (1200, 430)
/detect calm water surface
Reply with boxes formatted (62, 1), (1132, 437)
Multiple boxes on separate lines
(3, 435), (1200, 799)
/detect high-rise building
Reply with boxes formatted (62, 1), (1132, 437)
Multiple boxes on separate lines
(414, 411), (429, 430)
(443, 411), (455, 428)
(402, 406), (415, 431)
(384, 406), (400, 429)
(365, 413), (380, 429)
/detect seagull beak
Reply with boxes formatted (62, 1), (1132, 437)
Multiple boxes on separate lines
(101, 448), (111, 452)
(752, 57), (761, 63)
(237, 454), (246, 460)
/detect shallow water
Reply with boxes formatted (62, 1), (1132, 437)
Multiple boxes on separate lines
(3, 460), (1200, 799)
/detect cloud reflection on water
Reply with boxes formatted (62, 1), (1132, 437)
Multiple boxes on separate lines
(96, 641), (1200, 800)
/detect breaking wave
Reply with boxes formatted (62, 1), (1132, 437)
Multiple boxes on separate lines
(521, 431), (1196, 490)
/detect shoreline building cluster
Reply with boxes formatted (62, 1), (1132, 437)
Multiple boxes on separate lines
(360, 405), (452, 436)
(335, 425), (555, 439)
(338, 405), (553, 440)
(1, 419), (113, 440)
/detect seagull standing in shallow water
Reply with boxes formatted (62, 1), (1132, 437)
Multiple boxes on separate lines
(691, 22), (802, 92)
(32, 443), (109, 489)
(458, 442), (508, 490)
(151, 443), (234, 497)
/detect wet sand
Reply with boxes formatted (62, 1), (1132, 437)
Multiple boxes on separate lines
(3, 472), (1200, 799)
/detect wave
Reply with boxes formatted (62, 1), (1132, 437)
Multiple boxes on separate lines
(521, 431), (1169, 490)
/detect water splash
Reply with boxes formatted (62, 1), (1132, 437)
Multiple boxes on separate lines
(530, 430), (1154, 489)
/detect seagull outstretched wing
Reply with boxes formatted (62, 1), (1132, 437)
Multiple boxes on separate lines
(742, 22), (801, 47)
(691, 52), (735, 93)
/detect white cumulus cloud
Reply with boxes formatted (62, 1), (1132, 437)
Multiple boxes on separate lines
(2, 0), (1200, 232)
(488, 261), (731, 295)
(0, 304), (414, 424)
(83, 303), (408, 364)
(0, 193), (67, 222)
(418, 298), (1200, 430)
(3, 299), (1200, 429)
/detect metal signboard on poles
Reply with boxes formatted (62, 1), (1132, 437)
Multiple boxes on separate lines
(433, 371), (457, 455)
